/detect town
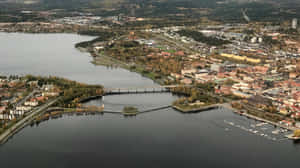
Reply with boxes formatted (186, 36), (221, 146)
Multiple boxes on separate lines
(73, 16), (300, 134)
(1, 11), (300, 138)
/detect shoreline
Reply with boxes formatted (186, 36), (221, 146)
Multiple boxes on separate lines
(90, 52), (165, 85)
(172, 104), (221, 113)
(0, 32), (298, 144)
(237, 111), (297, 131)
(0, 98), (60, 145)
(86, 47), (300, 135)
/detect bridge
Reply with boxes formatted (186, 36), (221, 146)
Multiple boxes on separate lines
(104, 85), (192, 95)
(102, 105), (172, 115)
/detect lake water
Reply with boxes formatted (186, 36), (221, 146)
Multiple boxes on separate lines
(0, 32), (156, 88)
(0, 32), (300, 168)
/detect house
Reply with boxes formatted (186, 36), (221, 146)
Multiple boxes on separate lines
(0, 113), (14, 120)
(196, 75), (214, 83)
(42, 92), (59, 97)
(8, 79), (20, 88)
(279, 107), (289, 115)
(160, 52), (171, 57)
(175, 51), (185, 57)
(181, 78), (192, 85)
(231, 90), (251, 98)
(16, 106), (32, 112)
(181, 68), (197, 75)
(27, 81), (39, 87)
(293, 92), (300, 102)
(0, 106), (6, 113)
(195, 70), (209, 79)
(291, 112), (300, 119)
(24, 99), (39, 107)
(170, 73), (181, 79)
(253, 66), (269, 74)
(289, 72), (298, 79)
(232, 82), (250, 92)
(295, 122), (300, 128)
(10, 110), (25, 116)
(210, 64), (221, 72)
(215, 86), (232, 95)
(279, 120), (293, 127)
(42, 84), (55, 91)
(94, 46), (104, 52)
(36, 96), (47, 102)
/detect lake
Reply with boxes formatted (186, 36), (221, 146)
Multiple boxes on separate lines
(0, 32), (299, 168)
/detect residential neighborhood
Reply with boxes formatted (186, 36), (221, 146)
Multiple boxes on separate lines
(0, 76), (60, 123)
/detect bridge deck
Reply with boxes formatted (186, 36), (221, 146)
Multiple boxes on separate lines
(104, 85), (191, 95)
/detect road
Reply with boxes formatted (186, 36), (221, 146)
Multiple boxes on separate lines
(0, 97), (60, 144)
(14, 89), (39, 108)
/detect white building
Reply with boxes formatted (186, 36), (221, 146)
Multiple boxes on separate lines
(292, 18), (298, 29)
(210, 63), (221, 72)
(181, 68), (197, 75)
(42, 92), (59, 97)
(0, 114), (15, 120)
(16, 106), (32, 112)
(251, 37), (257, 43)
(10, 110), (25, 116)
(24, 101), (39, 107)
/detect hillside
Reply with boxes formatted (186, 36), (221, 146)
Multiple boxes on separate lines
(0, 0), (299, 22)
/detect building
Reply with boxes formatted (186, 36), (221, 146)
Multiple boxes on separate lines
(220, 53), (261, 64)
(279, 120), (293, 127)
(16, 106), (32, 112)
(181, 78), (193, 85)
(215, 86), (232, 95)
(210, 63), (221, 72)
(24, 100), (39, 107)
(181, 68), (197, 75)
(0, 113), (14, 120)
(0, 106), (6, 113)
(291, 112), (300, 119)
(292, 18), (298, 29)
(42, 91), (59, 97)
(231, 90), (251, 98)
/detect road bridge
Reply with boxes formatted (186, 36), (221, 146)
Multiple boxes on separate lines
(104, 85), (192, 95)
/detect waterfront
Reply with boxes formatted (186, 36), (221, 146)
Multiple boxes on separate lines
(1, 32), (300, 168)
